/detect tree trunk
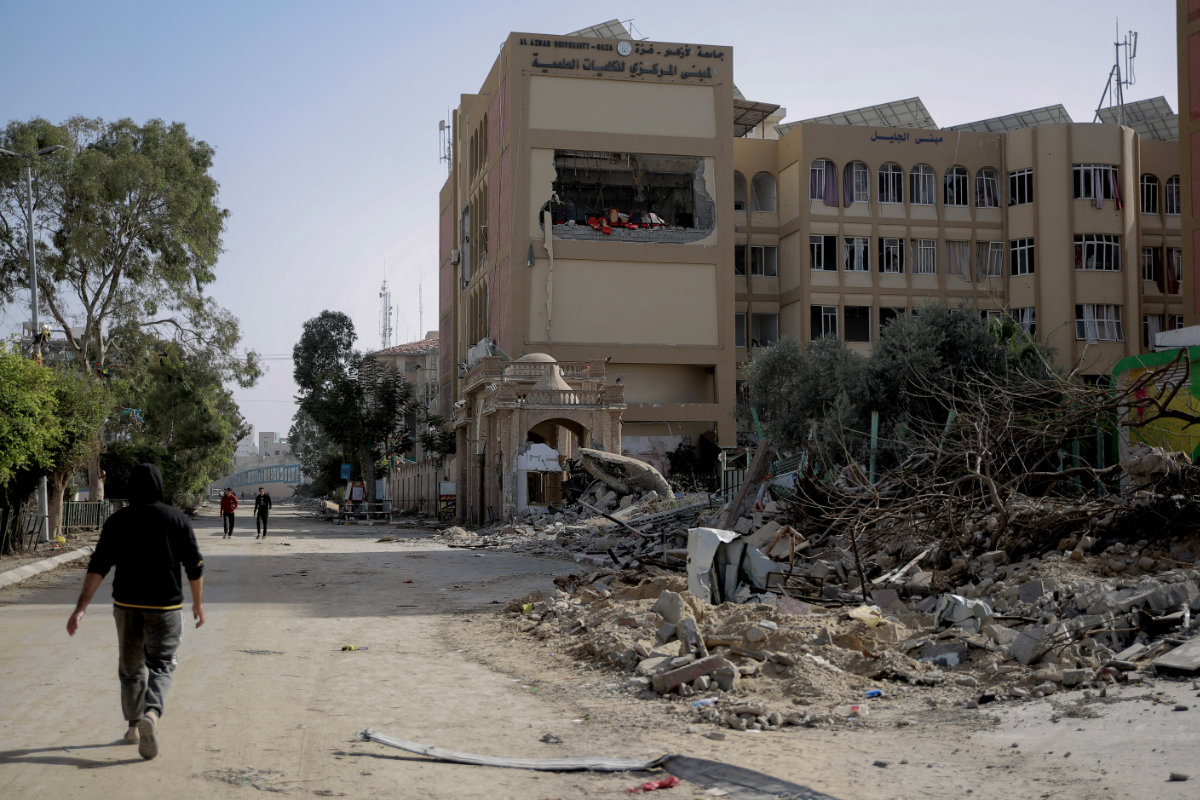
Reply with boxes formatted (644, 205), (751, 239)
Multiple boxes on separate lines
(360, 447), (377, 503)
(87, 449), (106, 502)
(48, 472), (70, 541)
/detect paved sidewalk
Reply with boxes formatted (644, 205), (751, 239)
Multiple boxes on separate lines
(0, 546), (94, 591)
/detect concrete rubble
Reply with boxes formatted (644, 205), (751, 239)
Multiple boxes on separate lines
(424, 445), (1200, 733)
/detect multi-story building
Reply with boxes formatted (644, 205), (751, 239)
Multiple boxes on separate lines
(441, 20), (1182, 523)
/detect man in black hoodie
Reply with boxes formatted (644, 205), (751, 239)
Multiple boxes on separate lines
(66, 463), (205, 761)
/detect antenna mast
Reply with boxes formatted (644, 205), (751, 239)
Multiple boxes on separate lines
(439, 116), (452, 175)
(1093, 22), (1137, 126)
(378, 279), (393, 349)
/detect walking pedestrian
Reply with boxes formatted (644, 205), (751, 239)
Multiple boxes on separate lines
(220, 487), (238, 538)
(253, 487), (272, 538)
(66, 462), (205, 760)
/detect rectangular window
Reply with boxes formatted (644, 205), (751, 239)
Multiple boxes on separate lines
(734, 246), (746, 275)
(810, 235), (837, 271)
(734, 312), (746, 348)
(1072, 164), (1119, 200)
(878, 307), (904, 332)
(946, 240), (970, 277)
(1169, 248), (1183, 293)
(1073, 234), (1121, 271)
(1141, 175), (1159, 214)
(981, 309), (1003, 322)
(1014, 306), (1036, 336)
(750, 313), (778, 347)
(976, 168), (1000, 208)
(1143, 314), (1164, 349)
(1141, 246), (1159, 282)
(1075, 304), (1123, 342)
(1010, 237), (1035, 276)
(880, 237), (904, 273)
(1008, 168), (1033, 205)
(1166, 177), (1181, 215)
(843, 237), (869, 271)
(844, 306), (871, 342)
(749, 245), (778, 276)
(914, 239), (936, 275)
(945, 167), (969, 207)
(850, 162), (870, 202)
(810, 305), (838, 340)
(1169, 314), (1186, 330)
(975, 241), (1003, 278)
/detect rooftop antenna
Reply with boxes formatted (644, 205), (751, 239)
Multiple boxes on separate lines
(1093, 21), (1137, 126)
(379, 278), (393, 349)
(439, 116), (452, 175)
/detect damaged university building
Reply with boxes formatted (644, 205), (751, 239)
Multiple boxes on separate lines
(438, 20), (1186, 525)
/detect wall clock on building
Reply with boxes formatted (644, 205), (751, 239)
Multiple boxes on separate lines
(617, 40), (632, 56)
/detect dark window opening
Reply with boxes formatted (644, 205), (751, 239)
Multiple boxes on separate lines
(844, 306), (871, 342)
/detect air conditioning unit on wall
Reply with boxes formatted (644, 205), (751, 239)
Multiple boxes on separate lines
(450, 249), (461, 265)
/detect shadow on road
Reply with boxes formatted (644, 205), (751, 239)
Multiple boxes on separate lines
(0, 741), (143, 768)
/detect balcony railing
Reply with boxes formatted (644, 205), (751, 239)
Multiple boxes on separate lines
(461, 356), (609, 392)
(481, 383), (624, 415)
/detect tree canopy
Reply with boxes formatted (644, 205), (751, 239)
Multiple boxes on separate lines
(292, 311), (417, 501)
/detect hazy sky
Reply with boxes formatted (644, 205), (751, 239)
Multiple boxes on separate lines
(1, 1), (1178, 441)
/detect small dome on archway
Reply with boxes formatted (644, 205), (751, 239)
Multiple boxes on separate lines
(516, 352), (557, 363)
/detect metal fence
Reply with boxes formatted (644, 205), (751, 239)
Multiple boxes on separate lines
(61, 500), (126, 531)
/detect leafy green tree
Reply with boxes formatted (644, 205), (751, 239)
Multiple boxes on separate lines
(744, 303), (1056, 473)
(1, 116), (260, 499)
(42, 369), (111, 539)
(293, 311), (417, 502)
(0, 344), (60, 486)
(288, 406), (344, 497)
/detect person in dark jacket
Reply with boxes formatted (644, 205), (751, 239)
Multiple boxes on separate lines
(253, 487), (272, 539)
(66, 463), (205, 760)
(219, 487), (238, 538)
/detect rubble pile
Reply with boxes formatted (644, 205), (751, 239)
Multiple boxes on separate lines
(470, 443), (1200, 732)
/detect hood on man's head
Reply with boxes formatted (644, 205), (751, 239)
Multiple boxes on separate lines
(129, 463), (165, 505)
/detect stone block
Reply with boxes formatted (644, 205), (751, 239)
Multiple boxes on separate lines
(1008, 625), (1049, 665)
(677, 617), (709, 657)
(732, 516), (753, 535)
(655, 622), (677, 644)
(920, 640), (969, 667)
(636, 656), (673, 677)
(743, 625), (770, 645)
(1017, 580), (1047, 604)
(871, 588), (904, 610)
(652, 591), (691, 625)
(1062, 668), (1093, 687)
(651, 655), (733, 694)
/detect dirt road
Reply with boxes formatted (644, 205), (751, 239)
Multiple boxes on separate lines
(1, 507), (1197, 799)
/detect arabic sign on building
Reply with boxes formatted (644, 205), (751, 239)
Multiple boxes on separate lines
(515, 35), (726, 82)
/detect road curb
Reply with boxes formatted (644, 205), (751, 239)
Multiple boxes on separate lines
(0, 546), (94, 590)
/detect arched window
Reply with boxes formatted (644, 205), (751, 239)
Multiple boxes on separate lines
(809, 158), (837, 205)
(975, 168), (999, 208)
(1141, 174), (1160, 214)
(843, 161), (869, 204)
(733, 171), (747, 211)
(878, 163), (903, 204)
(750, 172), (777, 212)
(1165, 175), (1180, 215)
(944, 165), (969, 206)
(910, 164), (935, 205)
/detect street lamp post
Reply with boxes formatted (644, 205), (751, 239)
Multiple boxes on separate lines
(1, 144), (65, 543)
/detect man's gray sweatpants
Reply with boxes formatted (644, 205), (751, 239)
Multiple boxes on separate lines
(113, 605), (182, 722)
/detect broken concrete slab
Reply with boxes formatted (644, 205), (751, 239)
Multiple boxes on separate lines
(1153, 638), (1200, 676)
(579, 448), (673, 499)
(652, 655), (735, 694)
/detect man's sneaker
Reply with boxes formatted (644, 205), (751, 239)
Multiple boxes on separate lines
(137, 712), (159, 759)
(124, 723), (139, 744)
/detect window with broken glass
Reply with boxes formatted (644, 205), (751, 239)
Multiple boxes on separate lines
(1072, 164), (1119, 201)
(879, 237), (904, 273)
(976, 168), (1000, 208)
(1141, 246), (1159, 282)
(844, 306), (871, 342)
(879, 163), (904, 204)
(1143, 314), (1164, 349)
(1170, 248), (1182, 292)
(736, 245), (778, 277)
(548, 151), (714, 242)
(910, 165), (936, 206)
(751, 313), (779, 347)
(810, 159), (836, 203)
(975, 241), (1003, 278)
(946, 240), (970, 278)
(1008, 168), (1033, 205)
(847, 161), (870, 203)
(843, 237), (869, 271)
(810, 306), (838, 340)
(1014, 306), (1036, 336)
(1075, 303), (1123, 342)
(944, 166), (969, 207)
(810, 235), (837, 271)
(1074, 234), (1121, 271)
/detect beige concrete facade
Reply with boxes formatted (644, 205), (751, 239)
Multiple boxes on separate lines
(1179, 0), (1200, 323)
(441, 25), (1182, 523)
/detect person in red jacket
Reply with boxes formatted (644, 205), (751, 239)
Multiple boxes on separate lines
(220, 487), (238, 538)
